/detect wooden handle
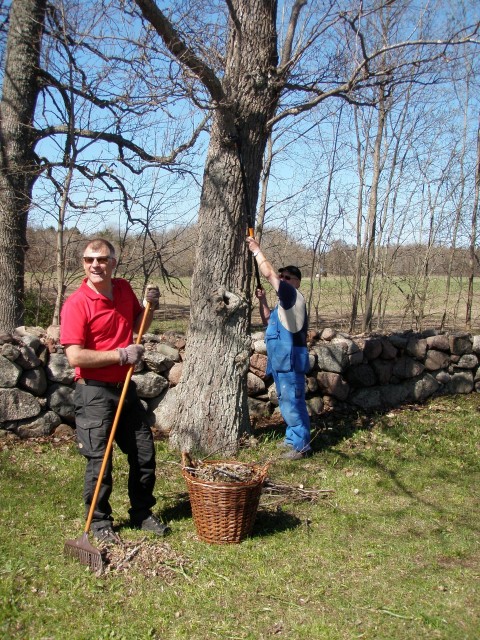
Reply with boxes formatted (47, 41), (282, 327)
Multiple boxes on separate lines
(248, 229), (262, 289)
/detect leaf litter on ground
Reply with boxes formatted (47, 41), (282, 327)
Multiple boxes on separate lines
(98, 537), (192, 582)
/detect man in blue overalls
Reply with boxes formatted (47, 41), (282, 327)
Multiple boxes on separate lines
(246, 237), (312, 459)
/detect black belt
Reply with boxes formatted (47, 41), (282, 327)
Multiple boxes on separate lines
(77, 378), (125, 390)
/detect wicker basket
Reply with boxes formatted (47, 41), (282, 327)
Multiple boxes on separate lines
(182, 459), (269, 544)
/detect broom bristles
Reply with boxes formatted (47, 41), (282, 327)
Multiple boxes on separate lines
(64, 533), (103, 572)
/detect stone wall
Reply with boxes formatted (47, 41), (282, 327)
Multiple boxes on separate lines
(1, 325), (479, 442)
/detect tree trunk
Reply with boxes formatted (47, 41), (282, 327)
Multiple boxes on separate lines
(349, 106), (368, 333)
(466, 114), (480, 330)
(440, 96), (469, 330)
(0, 0), (46, 333)
(169, 0), (281, 454)
(362, 86), (386, 333)
(53, 165), (74, 325)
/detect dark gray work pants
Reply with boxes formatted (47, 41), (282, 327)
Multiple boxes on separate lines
(74, 380), (156, 530)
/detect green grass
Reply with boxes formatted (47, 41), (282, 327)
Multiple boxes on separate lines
(1, 394), (479, 639)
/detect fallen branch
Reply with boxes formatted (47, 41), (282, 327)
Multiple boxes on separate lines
(114, 542), (142, 572)
(261, 479), (334, 506)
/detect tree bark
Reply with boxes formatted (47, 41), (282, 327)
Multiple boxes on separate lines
(0, 0), (46, 332)
(362, 85), (386, 333)
(156, 0), (283, 454)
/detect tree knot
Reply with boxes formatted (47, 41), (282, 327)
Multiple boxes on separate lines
(211, 287), (247, 317)
(234, 350), (250, 374)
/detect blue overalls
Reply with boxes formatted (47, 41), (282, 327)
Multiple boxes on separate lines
(265, 284), (311, 453)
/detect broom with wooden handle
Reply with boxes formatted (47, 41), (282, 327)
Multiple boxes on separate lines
(64, 301), (152, 572)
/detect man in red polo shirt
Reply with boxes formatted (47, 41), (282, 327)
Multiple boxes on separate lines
(61, 238), (169, 543)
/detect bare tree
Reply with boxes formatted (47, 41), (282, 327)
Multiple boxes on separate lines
(131, 0), (479, 453)
(1, 0), (479, 452)
(0, 0), (207, 331)
(0, 0), (47, 332)
(133, 0), (295, 453)
(349, 103), (370, 332)
(439, 87), (470, 330)
(362, 82), (387, 332)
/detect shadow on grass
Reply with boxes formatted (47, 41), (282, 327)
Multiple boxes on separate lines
(254, 412), (375, 454)
(253, 408), (480, 537)
(113, 496), (192, 535)
(161, 497), (303, 539)
(304, 402), (480, 537)
(252, 508), (302, 537)
(334, 447), (480, 535)
(123, 495), (302, 540)
(160, 496), (192, 523)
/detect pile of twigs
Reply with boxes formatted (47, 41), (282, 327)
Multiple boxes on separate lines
(181, 452), (265, 484)
(101, 538), (190, 581)
(185, 461), (263, 483)
(260, 478), (334, 507)
(179, 453), (334, 505)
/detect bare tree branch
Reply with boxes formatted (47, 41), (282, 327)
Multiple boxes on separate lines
(34, 114), (209, 169)
(279, 0), (308, 69)
(269, 19), (480, 129)
(133, 0), (225, 104)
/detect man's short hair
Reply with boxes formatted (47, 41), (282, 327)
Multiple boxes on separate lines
(279, 265), (302, 281)
(84, 238), (116, 257)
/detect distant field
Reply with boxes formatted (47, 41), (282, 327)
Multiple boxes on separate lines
(152, 275), (480, 335)
(30, 272), (480, 335)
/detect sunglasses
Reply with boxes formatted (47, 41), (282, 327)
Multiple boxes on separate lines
(83, 256), (112, 265)
(279, 274), (296, 281)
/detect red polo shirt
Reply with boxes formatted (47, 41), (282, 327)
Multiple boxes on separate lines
(60, 278), (143, 383)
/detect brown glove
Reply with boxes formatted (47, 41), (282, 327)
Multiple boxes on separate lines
(144, 286), (160, 310)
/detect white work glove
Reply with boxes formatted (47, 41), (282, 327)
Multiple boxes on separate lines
(117, 344), (144, 366)
(143, 285), (160, 310)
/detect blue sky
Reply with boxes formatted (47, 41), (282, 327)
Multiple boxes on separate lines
(3, 0), (479, 251)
